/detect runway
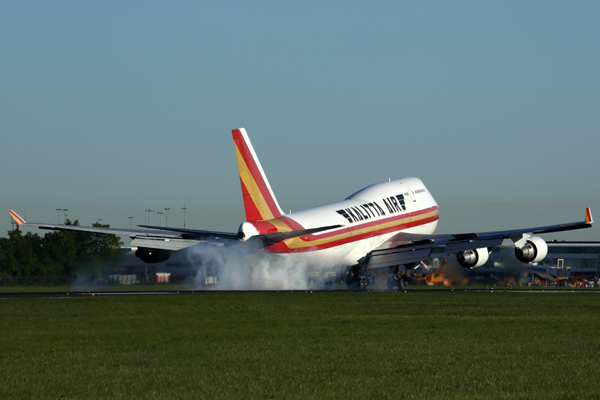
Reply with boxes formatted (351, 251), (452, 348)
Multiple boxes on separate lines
(2, 288), (598, 299)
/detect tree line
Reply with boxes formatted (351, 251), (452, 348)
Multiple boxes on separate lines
(0, 220), (124, 279)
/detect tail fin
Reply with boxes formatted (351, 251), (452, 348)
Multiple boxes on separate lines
(9, 210), (26, 226)
(232, 128), (283, 222)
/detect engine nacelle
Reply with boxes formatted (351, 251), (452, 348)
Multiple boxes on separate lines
(457, 248), (489, 268)
(238, 221), (260, 241)
(515, 236), (548, 263)
(135, 247), (171, 264)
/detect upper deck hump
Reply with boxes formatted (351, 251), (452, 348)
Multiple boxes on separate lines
(281, 177), (435, 230)
(346, 177), (425, 202)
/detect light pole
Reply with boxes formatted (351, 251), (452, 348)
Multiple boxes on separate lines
(129, 216), (134, 229)
(96, 218), (103, 226)
(145, 209), (154, 225)
(63, 209), (68, 224)
(182, 204), (187, 229)
(55, 208), (62, 224)
(164, 208), (170, 226)
(157, 211), (164, 226)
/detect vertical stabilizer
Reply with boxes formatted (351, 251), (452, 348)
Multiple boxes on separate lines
(232, 128), (283, 222)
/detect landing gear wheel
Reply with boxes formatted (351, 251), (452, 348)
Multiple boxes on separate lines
(399, 276), (407, 290)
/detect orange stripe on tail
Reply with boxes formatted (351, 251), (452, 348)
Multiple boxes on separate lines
(232, 128), (283, 222)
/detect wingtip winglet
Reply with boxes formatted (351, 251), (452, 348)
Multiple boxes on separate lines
(9, 210), (26, 226)
(585, 207), (593, 224)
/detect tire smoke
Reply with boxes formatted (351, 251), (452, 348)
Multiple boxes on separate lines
(184, 240), (344, 290)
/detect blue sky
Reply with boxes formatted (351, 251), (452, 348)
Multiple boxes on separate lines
(1, 1), (599, 241)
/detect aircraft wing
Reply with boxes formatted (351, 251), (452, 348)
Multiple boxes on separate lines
(137, 225), (238, 239)
(8, 210), (238, 251)
(8, 210), (340, 251)
(366, 208), (594, 269)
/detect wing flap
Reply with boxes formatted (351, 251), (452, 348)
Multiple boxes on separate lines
(367, 247), (434, 269)
(444, 237), (504, 253)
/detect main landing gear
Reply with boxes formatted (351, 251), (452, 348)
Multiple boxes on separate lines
(344, 265), (411, 291)
(345, 265), (372, 290)
(387, 265), (408, 291)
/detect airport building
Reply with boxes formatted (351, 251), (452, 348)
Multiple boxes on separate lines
(530, 241), (600, 282)
(422, 241), (600, 285)
(541, 241), (600, 270)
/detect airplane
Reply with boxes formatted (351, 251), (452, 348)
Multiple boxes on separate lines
(9, 128), (594, 289)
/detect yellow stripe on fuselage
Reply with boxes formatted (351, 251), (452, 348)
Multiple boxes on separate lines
(274, 208), (440, 249)
(267, 218), (293, 232)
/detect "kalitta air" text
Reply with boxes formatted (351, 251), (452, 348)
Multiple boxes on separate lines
(336, 194), (407, 224)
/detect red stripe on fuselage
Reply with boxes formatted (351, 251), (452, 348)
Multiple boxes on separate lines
(277, 215), (303, 230)
(253, 220), (280, 235)
(265, 206), (439, 253)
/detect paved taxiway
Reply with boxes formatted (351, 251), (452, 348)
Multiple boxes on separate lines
(2, 288), (598, 299)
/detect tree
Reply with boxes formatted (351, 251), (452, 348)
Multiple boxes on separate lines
(69, 220), (125, 282)
(0, 230), (43, 277)
(41, 220), (79, 276)
(0, 219), (125, 279)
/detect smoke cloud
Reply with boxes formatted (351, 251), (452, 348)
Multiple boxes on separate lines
(183, 240), (345, 290)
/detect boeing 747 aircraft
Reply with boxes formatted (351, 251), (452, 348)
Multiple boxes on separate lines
(9, 128), (594, 289)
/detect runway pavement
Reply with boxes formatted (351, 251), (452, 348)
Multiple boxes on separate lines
(2, 288), (598, 299)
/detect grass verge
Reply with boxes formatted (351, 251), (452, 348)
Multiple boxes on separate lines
(2, 292), (599, 399)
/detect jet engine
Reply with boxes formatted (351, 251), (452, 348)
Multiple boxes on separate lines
(238, 222), (260, 241)
(135, 247), (171, 264)
(515, 236), (548, 263)
(457, 248), (489, 268)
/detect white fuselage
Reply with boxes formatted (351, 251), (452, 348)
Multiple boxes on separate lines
(256, 177), (439, 268)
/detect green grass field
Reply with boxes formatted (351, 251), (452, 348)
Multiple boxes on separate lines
(2, 292), (599, 399)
